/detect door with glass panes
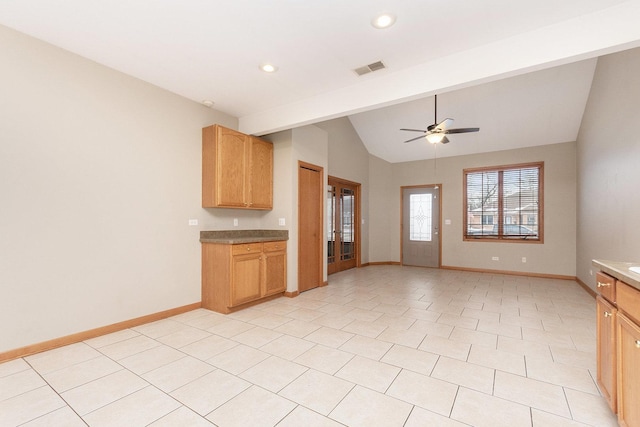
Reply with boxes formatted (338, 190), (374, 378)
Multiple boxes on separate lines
(402, 185), (440, 268)
(328, 177), (360, 275)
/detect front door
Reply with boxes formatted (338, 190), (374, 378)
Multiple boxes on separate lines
(327, 177), (360, 275)
(402, 185), (441, 268)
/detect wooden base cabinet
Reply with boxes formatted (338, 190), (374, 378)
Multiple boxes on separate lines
(202, 241), (286, 314)
(617, 313), (640, 427)
(616, 279), (640, 427)
(595, 266), (640, 427)
(263, 241), (287, 297)
(230, 244), (263, 307)
(596, 295), (617, 411)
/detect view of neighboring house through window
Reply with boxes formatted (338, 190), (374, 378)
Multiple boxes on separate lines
(464, 162), (543, 242)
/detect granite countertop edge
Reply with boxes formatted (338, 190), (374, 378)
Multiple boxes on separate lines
(200, 229), (289, 244)
(592, 259), (640, 291)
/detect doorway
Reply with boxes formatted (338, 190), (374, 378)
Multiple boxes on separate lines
(401, 185), (441, 268)
(298, 162), (324, 292)
(327, 176), (360, 275)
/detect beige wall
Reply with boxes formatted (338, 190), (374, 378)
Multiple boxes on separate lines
(0, 25), (241, 352)
(263, 125), (329, 291)
(576, 47), (640, 291)
(368, 142), (578, 276)
(368, 155), (395, 263)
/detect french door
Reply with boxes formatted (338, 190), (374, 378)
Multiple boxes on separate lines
(327, 177), (360, 275)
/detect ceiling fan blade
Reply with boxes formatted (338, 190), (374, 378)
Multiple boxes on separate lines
(434, 118), (454, 131)
(444, 127), (480, 134)
(440, 136), (450, 144)
(403, 135), (427, 143)
(400, 128), (427, 133)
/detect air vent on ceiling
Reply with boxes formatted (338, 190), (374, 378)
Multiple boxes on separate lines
(354, 60), (386, 76)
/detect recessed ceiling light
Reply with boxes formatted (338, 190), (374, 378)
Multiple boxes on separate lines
(371, 13), (396, 29)
(260, 63), (278, 73)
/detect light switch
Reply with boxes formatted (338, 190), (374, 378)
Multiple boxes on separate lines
(445, 219), (451, 225)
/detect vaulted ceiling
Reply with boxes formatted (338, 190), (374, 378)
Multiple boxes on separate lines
(2, 0), (639, 162)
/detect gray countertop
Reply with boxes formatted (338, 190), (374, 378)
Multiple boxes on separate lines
(592, 259), (640, 291)
(200, 229), (288, 244)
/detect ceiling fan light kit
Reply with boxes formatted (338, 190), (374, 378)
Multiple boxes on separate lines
(426, 133), (445, 144)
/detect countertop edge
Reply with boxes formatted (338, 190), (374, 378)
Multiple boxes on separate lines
(592, 259), (640, 291)
(200, 237), (289, 244)
(199, 229), (289, 244)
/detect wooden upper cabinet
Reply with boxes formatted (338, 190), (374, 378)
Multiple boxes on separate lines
(202, 125), (273, 209)
(248, 136), (274, 209)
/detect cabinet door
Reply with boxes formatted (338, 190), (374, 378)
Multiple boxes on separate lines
(247, 137), (273, 209)
(617, 313), (640, 427)
(230, 252), (262, 306)
(263, 242), (286, 297)
(216, 126), (247, 207)
(596, 296), (617, 412)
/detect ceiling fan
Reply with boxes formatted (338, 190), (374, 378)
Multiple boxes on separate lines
(401, 95), (479, 144)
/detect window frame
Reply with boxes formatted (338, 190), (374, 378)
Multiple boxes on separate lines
(463, 162), (544, 243)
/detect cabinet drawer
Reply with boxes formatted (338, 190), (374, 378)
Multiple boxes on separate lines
(617, 280), (640, 325)
(264, 240), (286, 252)
(596, 272), (616, 303)
(232, 243), (263, 255)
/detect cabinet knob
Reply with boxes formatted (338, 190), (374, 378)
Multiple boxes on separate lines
(636, 340), (640, 349)
(604, 311), (612, 318)
(597, 282), (611, 288)
(247, 247), (251, 251)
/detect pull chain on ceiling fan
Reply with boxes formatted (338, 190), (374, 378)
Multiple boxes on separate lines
(401, 94), (479, 144)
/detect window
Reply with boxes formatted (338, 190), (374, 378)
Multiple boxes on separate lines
(464, 162), (543, 242)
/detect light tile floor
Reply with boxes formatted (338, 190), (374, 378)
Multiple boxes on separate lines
(0, 266), (620, 427)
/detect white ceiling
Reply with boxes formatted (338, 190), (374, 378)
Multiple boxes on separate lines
(2, 0), (640, 162)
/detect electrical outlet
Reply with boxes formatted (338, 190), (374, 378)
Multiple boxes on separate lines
(188, 219), (198, 226)
(233, 218), (238, 227)
(492, 256), (499, 261)
(590, 270), (593, 276)
(278, 218), (286, 226)
(522, 257), (527, 263)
